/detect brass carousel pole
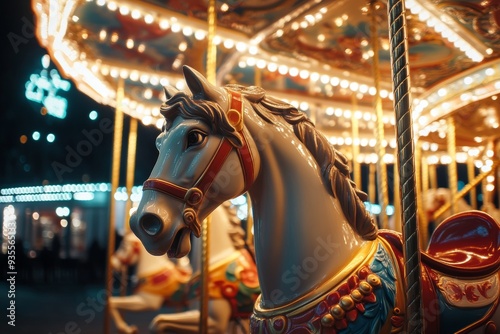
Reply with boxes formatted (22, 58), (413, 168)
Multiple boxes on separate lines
(206, 0), (217, 84)
(447, 117), (458, 214)
(370, 0), (389, 229)
(120, 117), (138, 296)
(369, 163), (376, 204)
(497, 162), (500, 209)
(351, 95), (361, 187)
(104, 77), (125, 334)
(124, 118), (138, 231)
(199, 0), (216, 332)
(421, 155), (430, 194)
(415, 142), (427, 248)
(393, 158), (401, 232)
(429, 163), (437, 189)
(467, 156), (477, 209)
(387, 0), (423, 332)
(420, 152), (430, 245)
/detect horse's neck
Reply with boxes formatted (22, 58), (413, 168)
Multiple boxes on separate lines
(190, 205), (239, 273)
(247, 118), (366, 309)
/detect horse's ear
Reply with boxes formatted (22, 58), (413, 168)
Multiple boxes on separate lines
(182, 65), (229, 111)
(163, 86), (178, 100)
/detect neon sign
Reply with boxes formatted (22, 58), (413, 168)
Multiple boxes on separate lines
(25, 55), (71, 119)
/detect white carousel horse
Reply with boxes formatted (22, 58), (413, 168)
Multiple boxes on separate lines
(422, 187), (500, 226)
(149, 200), (260, 333)
(130, 65), (500, 333)
(111, 202), (259, 334)
(388, 187), (482, 232)
(109, 231), (192, 334)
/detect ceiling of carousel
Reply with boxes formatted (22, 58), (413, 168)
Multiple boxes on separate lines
(32, 0), (500, 164)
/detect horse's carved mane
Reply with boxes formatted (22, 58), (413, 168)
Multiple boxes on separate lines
(161, 85), (378, 240)
(226, 84), (378, 240)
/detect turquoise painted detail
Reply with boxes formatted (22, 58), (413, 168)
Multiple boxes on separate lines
(339, 243), (397, 333)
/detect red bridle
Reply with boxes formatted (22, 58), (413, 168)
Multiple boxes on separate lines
(142, 90), (254, 237)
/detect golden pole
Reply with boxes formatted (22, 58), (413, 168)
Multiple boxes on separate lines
(199, 214), (210, 334)
(393, 161), (401, 232)
(421, 154), (429, 244)
(124, 118), (138, 233)
(120, 117), (138, 296)
(351, 95), (361, 187)
(497, 163), (500, 209)
(447, 117), (458, 214)
(200, 1), (216, 332)
(104, 78), (125, 334)
(206, 0), (217, 84)
(370, 1), (389, 228)
(421, 156), (430, 194)
(369, 163), (376, 205)
(467, 156), (477, 209)
(429, 163), (437, 190)
(415, 143), (427, 248)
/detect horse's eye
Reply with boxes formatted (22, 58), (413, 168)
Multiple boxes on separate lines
(186, 130), (207, 148)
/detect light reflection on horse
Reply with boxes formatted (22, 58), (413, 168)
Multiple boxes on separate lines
(130, 66), (499, 333)
(109, 229), (191, 334)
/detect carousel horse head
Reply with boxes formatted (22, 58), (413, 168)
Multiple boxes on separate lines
(130, 65), (376, 259)
(129, 65), (263, 257)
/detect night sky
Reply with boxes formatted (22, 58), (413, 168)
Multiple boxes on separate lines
(1, 1), (160, 189)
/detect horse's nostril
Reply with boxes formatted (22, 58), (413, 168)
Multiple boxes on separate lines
(140, 213), (163, 236)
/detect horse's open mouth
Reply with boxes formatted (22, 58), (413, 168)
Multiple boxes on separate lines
(167, 227), (191, 258)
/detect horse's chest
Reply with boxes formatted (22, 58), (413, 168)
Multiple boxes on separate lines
(250, 243), (400, 333)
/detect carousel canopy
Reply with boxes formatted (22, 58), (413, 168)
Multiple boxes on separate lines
(32, 0), (500, 165)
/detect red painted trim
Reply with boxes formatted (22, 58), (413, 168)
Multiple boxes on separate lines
(194, 138), (234, 194)
(143, 179), (188, 200)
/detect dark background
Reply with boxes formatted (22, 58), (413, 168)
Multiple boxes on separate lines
(0, 4), (165, 333)
(1, 1), (160, 189)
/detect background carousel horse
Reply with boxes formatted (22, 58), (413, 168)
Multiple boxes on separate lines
(387, 187), (482, 236)
(109, 230), (192, 334)
(130, 66), (500, 334)
(422, 187), (500, 227)
(149, 200), (260, 334)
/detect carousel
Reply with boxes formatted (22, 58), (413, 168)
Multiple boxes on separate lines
(31, 0), (500, 333)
